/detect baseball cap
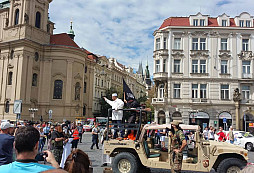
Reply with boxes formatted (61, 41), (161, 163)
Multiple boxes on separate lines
(1, 122), (14, 130)
(112, 93), (118, 97)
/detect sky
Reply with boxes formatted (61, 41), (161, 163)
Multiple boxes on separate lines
(49, 0), (254, 74)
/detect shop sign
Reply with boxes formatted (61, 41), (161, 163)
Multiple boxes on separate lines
(223, 118), (227, 123)
(219, 112), (232, 119)
(190, 112), (209, 119)
(249, 123), (254, 127)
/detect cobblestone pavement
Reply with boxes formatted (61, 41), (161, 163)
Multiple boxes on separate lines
(77, 132), (254, 173)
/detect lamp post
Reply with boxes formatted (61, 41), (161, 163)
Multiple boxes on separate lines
(29, 108), (38, 122)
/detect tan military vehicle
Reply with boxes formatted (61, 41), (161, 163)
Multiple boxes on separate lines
(104, 123), (248, 173)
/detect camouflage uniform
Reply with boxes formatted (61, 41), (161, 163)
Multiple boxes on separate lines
(171, 129), (185, 173)
(53, 148), (63, 164)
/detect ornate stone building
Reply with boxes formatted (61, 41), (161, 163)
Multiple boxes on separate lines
(153, 12), (254, 131)
(0, 0), (96, 122)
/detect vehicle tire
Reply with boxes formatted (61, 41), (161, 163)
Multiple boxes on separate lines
(246, 143), (253, 151)
(217, 158), (246, 173)
(112, 152), (138, 173)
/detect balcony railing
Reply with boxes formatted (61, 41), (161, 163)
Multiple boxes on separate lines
(153, 72), (168, 79)
(153, 49), (168, 57)
(152, 98), (165, 104)
(242, 73), (252, 79)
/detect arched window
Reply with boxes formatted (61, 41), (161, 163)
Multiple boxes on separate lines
(14, 9), (19, 25)
(84, 82), (87, 93)
(75, 82), (81, 100)
(35, 12), (41, 28)
(10, 50), (14, 59)
(34, 52), (39, 61)
(83, 105), (86, 116)
(53, 80), (63, 99)
(8, 72), (13, 85)
(32, 73), (38, 86)
(5, 101), (9, 113)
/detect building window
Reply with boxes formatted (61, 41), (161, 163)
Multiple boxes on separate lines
(192, 60), (198, 73)
(200, 84), (207, 99)
(98, 79), (100, 86)
(240, 20), (244, 27)
(221, 60), (228, 74)
(192, 38), (198, 50)
(5, 101), (10, 113)
(85, 66), (87, 73)
(163, 37), (167, 49)
(8, 72), (13, 85)
(174, 38), (181, 49)
(174, 59), (181, 73)
(222, 20), (227, 27)
(84, 82), (87, 93)
(32, 73), (38, 86)
(14, 9), (19, 25)
(221, 38), (227, 50)
(53, 80), (63, 99)
(34, 52), (39, 61)
(83, 105), (86, 116)
(200, 19), (205, 26)
(163, 59), (166, 72)
(192, 84), (198, 98)
(242, 39), (249, 51)
(242, 85), (250, 100)
(246, 20), (251, 27)
(221, 84), (229, 100)
(155, 60), (160, 73)
(242, 61), (251, 75)
(173, 84), (181, 98)
(75, 82), (81, 100)
(193, 19), (198, 26)
(200, 38), (206, 50)
(200, 60), (206, 73)
(101, 80), (103, 87)
(156, 38), (160, 50)
(35, 12), (41, 28)
(10, 50), (14, 59)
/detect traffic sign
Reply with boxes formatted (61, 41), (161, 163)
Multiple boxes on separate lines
(223, 118), (227, 124)
(49, 110), (53, 119)
(13, 100), (22, 114)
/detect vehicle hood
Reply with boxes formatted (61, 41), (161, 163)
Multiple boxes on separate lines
(208, 140), (248, 159)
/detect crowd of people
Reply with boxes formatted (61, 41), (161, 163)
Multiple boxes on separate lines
(0, 120), (91, 173)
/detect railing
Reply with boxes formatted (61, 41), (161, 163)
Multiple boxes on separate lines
(242, 73), (252, 79)
(153, 72), (168, 79)
(192, 98), (208, 103)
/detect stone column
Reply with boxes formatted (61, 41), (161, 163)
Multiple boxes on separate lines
(233, 88), (241, 130)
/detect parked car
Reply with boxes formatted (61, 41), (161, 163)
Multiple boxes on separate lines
(225, 131), (254, 151)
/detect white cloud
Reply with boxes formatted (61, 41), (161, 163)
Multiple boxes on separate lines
(49, 0), (254, 74)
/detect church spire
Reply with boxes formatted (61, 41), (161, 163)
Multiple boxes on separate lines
(68, 20), (75, 40)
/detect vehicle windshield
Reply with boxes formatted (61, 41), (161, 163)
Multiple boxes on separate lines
(240, 132), (253, 138)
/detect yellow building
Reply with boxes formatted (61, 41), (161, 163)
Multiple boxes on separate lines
(0, 0), (96, 122)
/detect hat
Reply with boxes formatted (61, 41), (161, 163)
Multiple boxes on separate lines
(1, 122), (14, 130)
(171, 120), (180, 126)
(112, 93), (118, 97)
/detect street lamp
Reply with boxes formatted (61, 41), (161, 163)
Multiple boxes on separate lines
(29, 108), (38, 122)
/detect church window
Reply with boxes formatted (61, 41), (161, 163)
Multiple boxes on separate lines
(35, 12), (41, 28)
(35, 52), (39, 61)
(53, 80), (63, 99)
(10, 50), (14, 59)
(14, 9), (19, 25)
(32, 73), (38, 86)
(8, 72), (13, 85)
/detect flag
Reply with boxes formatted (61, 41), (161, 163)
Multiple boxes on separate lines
(123, 79), (135, 101)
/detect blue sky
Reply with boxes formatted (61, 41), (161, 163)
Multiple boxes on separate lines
(49, 0), (254, 74)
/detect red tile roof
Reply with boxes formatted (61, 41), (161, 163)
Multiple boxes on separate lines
(159, 17), (240, 29)
(50, 33), (79, 48)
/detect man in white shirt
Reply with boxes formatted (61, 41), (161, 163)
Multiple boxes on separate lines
(104, 93), (124, 138)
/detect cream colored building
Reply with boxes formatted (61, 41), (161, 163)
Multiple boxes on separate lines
(92, 56), (147, 116)
(0, 0), (96, 122)
(153, 12), (254, 131)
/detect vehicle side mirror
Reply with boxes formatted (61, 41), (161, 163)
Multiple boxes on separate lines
(135, 143), (140, 150)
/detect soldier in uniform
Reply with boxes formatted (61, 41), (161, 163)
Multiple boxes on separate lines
(170, 120), (187, 173)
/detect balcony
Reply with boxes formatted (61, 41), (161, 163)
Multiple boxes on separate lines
(190, 50), (209, 58)
(238, 51), (253, 60)
(219, 50), (231, 59)
(152, 98), (166, 104)
(153, 49), (168, 57)
(192, 98), (208, 103)
(242, 73), (252, 79)
(153, 72), (168, 79)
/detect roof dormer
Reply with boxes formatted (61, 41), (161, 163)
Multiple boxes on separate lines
(189, 12), (209, 26)
(217, 13), (230, 27)
(234, 12), (253, 27)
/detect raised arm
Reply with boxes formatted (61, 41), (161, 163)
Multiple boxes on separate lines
(104, 97), (114, 107)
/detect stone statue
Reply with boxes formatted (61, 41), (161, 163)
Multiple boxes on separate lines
(24, 13), (29, 24)
(233, 88), (241, 102)
(75, 83), (81, 100)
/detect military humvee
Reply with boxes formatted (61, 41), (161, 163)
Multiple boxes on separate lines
(104, 123), (248, 173)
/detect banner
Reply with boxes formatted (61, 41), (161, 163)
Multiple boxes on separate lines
(123, 79), (135, 101)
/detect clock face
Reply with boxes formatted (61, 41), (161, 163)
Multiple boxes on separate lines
(35, 52), (39, 62)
